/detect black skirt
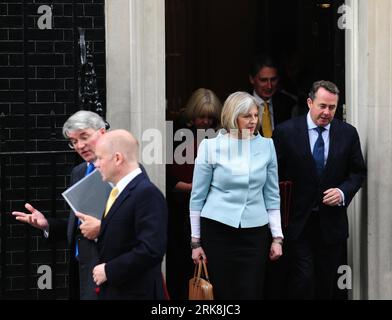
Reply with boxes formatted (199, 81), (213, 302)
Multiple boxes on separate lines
(201, 217), (270, 300)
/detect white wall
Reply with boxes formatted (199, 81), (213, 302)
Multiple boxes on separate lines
(105, 0), (166, 192)
(346, 0), (392, 299)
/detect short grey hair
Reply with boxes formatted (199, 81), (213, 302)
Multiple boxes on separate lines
(62, 110), (106, 138)
(221, 92), (260, 132)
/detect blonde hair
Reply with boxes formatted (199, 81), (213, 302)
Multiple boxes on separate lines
(221, 92), (261, 132)
(183, 88), (222, 129)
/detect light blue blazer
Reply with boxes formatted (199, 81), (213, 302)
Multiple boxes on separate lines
(190, 132), (280, 229)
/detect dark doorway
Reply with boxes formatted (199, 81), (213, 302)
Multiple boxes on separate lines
(165, 0), (345, 117)
(165, 0), (346, 300)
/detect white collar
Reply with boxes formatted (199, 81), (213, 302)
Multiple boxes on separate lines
(307, 112), (331, 131)
(115, 167), (142, 194)
(253, 91), (272, 106)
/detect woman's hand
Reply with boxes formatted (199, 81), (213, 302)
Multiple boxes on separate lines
(269, 242), (283, 261)
(192, 247), (207, 264)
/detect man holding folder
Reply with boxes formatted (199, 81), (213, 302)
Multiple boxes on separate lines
(12, 110), (107, 300)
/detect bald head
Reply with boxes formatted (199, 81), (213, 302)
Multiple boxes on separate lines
(95, 129), (140, 184)
(98, 130), (139, 163)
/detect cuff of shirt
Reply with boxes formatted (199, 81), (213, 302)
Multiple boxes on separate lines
(337, 188), (346, 206)
(190, 210), (201, 239)
(268, 209), (284, 238)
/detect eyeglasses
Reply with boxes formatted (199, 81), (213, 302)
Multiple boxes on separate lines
(68, 129), (101, 149)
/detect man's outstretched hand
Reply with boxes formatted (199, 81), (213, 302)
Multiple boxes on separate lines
(12, 203), (49, 230)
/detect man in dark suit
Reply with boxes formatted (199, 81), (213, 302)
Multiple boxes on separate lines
(92, 130), (167, 300)
(249, 54), (298, 138)
(12, 110), (107, 300)
(272, 80), (366, 299)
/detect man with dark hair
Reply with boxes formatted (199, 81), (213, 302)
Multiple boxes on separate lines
(272, 80), (366, 299)
(249, 53), (298, 138)
(12, 110), (107, 300)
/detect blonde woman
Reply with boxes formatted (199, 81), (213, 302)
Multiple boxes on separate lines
(166, 88), (222, 299)
(190, 91), (283, 300)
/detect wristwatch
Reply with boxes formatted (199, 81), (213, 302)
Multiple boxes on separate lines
(190, 241), (202, 249)
(272, 238), (283, 245)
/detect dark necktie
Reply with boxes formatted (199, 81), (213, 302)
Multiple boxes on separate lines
(313, 127), (325, 176)
(75, 162), (95, 258)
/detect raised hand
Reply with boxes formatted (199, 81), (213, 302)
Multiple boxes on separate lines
(12, 203), (49, 230)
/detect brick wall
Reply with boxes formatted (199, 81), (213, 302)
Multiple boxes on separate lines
(0, 0), (105, 299)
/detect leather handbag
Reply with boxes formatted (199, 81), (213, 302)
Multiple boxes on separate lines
(189, 260), (214, 300)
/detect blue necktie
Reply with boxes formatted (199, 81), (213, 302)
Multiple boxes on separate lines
(75, 162), (95, 258)
(313, 127), (325, 176)
(85, 162), (95, 175)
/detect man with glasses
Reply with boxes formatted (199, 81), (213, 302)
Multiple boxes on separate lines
(12, 110), (108, 300)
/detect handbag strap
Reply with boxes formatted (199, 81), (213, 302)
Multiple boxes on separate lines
(194, 260), (203, 279)
(201, 260), (210, 282)
(193, 259), (211, 282)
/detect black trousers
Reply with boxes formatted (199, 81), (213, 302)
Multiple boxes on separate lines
(76, 235), (99, 300)
(166, 193), (194, 300)
(264, 232), (289, 299)
(286, 214), (344, 300)
(201, 218), (269, 300)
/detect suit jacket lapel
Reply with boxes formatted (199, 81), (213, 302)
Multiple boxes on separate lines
(297, 117), (320, 181)
(322, 120), (338, 178)
(68, 163), (89, 242)
(99, 172), (145, 237)
(272, 95), (278, 127)
(75, 163), (87, 181)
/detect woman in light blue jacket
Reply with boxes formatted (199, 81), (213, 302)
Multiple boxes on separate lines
(190, 91), (283, 300)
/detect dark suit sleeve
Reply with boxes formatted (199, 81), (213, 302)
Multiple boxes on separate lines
(337, 128), (367, 206)
(45, 218), (68, 243)
(105, 185), (168, 286)
(46, 164), (82, 244)
(272, 126), (288, 181)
